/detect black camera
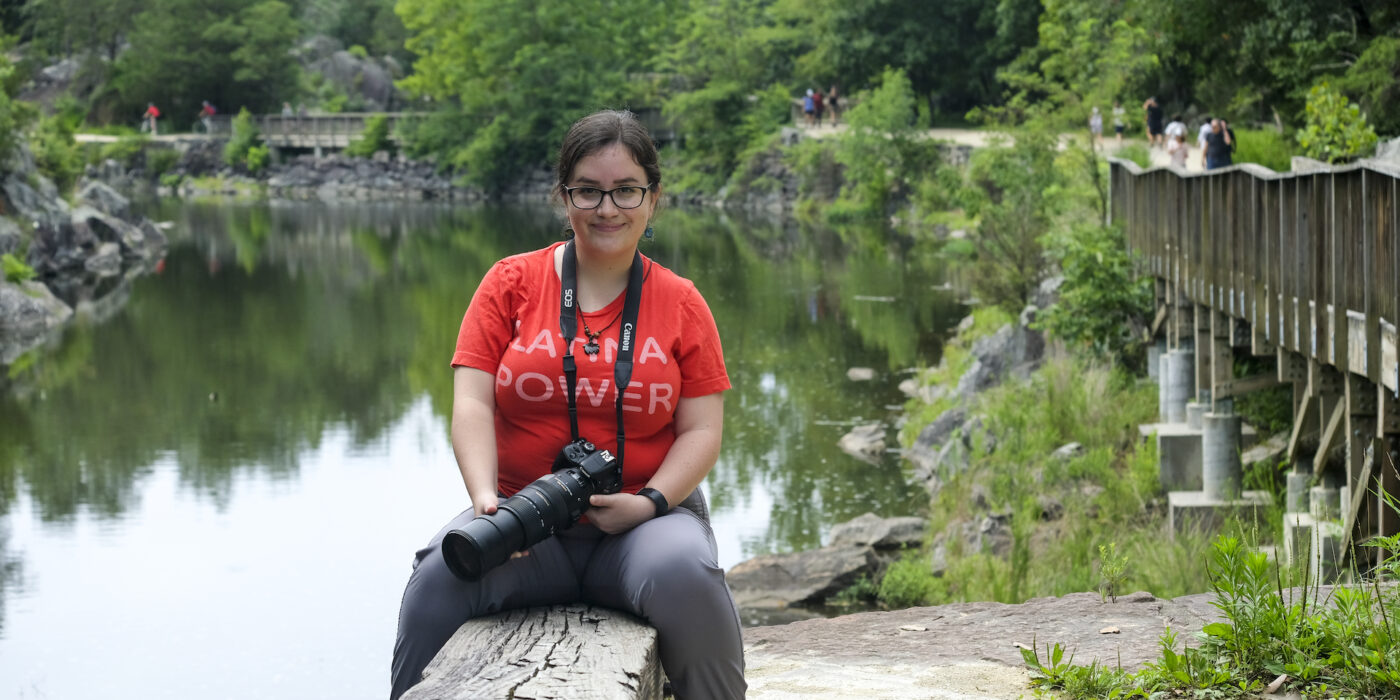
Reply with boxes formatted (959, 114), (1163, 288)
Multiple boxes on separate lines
(441, 439), (623, 581)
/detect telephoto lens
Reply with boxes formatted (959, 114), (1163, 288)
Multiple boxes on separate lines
(441, 439), (623, 581)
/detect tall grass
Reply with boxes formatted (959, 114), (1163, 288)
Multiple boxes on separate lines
(886, 354), (1238, 608)
(1026, 531), (1400, 698)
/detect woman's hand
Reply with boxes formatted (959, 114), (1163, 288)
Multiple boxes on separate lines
(586, 493), (657, 534)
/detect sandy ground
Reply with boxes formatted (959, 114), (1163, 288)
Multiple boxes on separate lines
(747, 655), (1035, 700)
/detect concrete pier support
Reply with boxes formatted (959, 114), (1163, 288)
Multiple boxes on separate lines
(1286, 470), (1312, 513)
(1186, 402), (1207, 430)
(1159, 351), (1193, 424)
(1147, 339), (1165, 381)
(1202, 412), (1243, 499)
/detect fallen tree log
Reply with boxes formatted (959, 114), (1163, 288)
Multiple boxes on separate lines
(401, 603), (663, 700)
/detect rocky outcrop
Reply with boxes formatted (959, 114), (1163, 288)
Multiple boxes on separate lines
(0, 149), (167, 363)
(727, 513), (927, 621)
(295, 35), (404, 112)
(902, 306), (1051, 498)
(261, 154), (491, 201)
(744, 589), (1223, 698)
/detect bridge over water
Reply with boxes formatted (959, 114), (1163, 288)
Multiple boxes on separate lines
(200, 108), (676, 155)
(1111, 157), (1400, 580)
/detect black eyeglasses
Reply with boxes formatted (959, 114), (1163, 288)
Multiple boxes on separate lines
(562, 184), (653, 210)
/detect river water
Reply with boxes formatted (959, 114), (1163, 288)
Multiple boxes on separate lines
(0, 199), (962, 699)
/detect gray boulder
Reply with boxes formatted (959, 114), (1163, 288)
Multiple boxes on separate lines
(0, 280), (72, 362)
(83, 242), (122, 277)
(3, 175), (71, 231)
(828, 512), (927, 550)
(727, 545), (878, 610)
(77, 181), (132, 221)
(837, 422), (885, 463)
(0, 217), (21, 255)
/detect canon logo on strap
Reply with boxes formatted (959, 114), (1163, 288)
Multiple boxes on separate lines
(621, 322), (633, 351)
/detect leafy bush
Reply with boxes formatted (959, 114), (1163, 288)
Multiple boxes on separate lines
(3, 252), (35, 283)
(1038, 223), (1153, 367)
(345, 114), (393, 158)
(31, 112), (84, 193)
(223, 108), (262, 171)
(246, 144), (270, 174)
(960, 130), (1058, 311)
(145, 147), (180, 177)
(830, 67), (942, 219)
(1296, 81), (1379, 164)
(96, 135), (148, 168)
(878, 553), (941, 608)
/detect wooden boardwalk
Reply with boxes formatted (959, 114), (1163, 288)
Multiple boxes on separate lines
(1111, 157), (1400, 573)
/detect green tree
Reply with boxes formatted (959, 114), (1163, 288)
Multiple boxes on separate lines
(829, 67), (940, 219)
(110, 0), (300, 129)
(660, 0), (798, 192)
(20, 0), (140, 60)
(1296, 81), (1379, 163)
(1334, 36), (1400, 137)
(396, 0), (671, 189)
(776, 0), (1040, 119)
(987, 0), (1159, 128)
(959, 130), (1059, 311)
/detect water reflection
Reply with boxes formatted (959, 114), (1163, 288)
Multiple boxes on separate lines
(0, 199), (962, 698)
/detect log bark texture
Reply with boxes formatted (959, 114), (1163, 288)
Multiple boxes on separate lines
(401, 604), (662, 700)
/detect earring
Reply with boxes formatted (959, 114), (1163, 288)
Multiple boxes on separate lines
(643, 225), (654, 240)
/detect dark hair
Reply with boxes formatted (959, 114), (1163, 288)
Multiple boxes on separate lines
(555, 110), (661, 193)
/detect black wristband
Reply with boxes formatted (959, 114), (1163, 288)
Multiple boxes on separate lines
(636, 487), (669, 518)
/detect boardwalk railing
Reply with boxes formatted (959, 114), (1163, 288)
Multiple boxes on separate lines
(206, 112), (418, 149)
(1111, 158), (1400, 394)
(205, 107), (676, 150)
(1112, 157), (1400, 575)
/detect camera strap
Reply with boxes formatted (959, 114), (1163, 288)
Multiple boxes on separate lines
(558, 240), (644, 470)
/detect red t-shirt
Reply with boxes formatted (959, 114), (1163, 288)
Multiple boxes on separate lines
(452, 242), (730, 496)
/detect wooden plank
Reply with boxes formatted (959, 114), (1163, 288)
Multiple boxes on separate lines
(404, 605), (663, 700)
(1315, 397), (1346, 470)
(1341, 437), (1377, 566)
(1214, 372), (1281, 398)
(1151, 304), (1169, 338)
(1287, 376), (1317, 464)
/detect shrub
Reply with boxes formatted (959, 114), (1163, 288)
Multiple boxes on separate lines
(1233, 128), (1293, 172)
(3, 253), (35, 283)
(1038, 223), (1153, 367)
(878, 552), (941, 608)
(96, 135), (148, 167)
(31, 112), (84, 193)
(1296, 81), (1379, 164)
(223, 108), (262, 171)
(145, 147), (179, 177)
(346, 114), (393, 158)
(246, 144), (270, 173)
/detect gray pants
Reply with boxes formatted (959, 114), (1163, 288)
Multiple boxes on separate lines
(391, 489), (746, 699)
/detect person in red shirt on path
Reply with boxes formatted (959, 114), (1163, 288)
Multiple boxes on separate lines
(141, 103), (160, 135)
(390, 109), (745, 700)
